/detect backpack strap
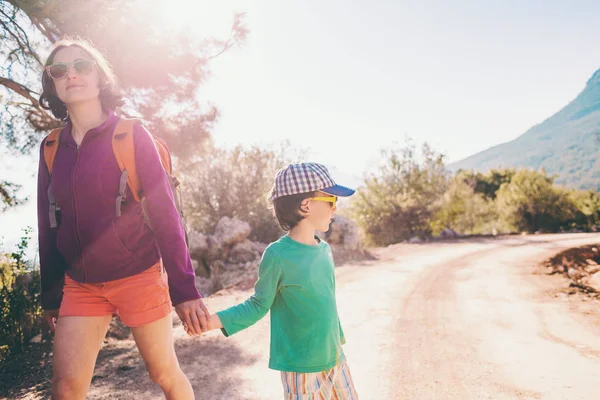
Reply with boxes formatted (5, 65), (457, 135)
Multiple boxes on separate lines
(112, 119), (142, 218)
(151, 137), (186, 224)
(153, 136), (173, 175)
(43, 128), (63, 228)
(43, 128), (63, 175)
(111, 119), (187, 243)
(150, 136), (188, 242)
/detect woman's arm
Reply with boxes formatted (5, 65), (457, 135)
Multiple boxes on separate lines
(132, 124), (201, 305)
(37, 139), (68, 314)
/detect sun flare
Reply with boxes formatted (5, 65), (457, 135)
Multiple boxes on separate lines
(144, 0), (243, 37)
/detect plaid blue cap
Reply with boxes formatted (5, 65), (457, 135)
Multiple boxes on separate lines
(270, 162), (355, 200)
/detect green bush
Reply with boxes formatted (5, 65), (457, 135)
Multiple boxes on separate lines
(495, 169), (576, 233)
(430, 176), (499, 235)
(347, 141), (448, 246)
(0, 228), (43, 360)
(460, 168), (516, 201)
(567, 190), (600, 231)
(179, 138), (600, 248)
(180, 141), (305, 243)
(348, 146), (600, 246)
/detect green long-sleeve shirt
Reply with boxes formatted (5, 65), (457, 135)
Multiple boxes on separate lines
(217, 235), (346, 373)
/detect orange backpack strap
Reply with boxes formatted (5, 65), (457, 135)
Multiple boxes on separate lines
(149, 135), (187, 240)
(43, 128), (63, 175)
(153, 136), (173, 175)
(43, 127), (63, 228)
(111, 118), (142, 205)
(111, 118), (184, 233)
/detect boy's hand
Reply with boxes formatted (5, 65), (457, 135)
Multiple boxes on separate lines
(175, 298), (210, 336)
(184, 313), (223, 336)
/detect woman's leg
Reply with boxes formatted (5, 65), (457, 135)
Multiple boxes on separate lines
(51, 315), (112, 400)
(131, 313), (194, 400)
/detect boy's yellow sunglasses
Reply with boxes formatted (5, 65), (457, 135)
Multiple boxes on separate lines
(308, 196), (337, 207)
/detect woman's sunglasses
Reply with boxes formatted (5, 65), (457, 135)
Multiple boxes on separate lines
(45, 60), (96, 80)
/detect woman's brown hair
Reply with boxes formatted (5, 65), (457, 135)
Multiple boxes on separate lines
(39, 37), (123, 121)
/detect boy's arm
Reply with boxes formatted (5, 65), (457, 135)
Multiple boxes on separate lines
(207, 313), (223, 331)
(214, 250), (282, 337)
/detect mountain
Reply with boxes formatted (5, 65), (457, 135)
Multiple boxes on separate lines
(450, 68), (600, 190)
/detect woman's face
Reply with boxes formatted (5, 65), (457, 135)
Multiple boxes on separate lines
(48, 46), (101, 107)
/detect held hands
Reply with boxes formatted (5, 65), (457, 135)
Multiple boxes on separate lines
(176, 300), (223, 337)
(175, 298), (211, 336)
(183, 313), (223, 336)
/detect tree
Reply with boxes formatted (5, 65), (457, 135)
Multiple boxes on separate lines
(0, 0), (247, 208)
(347, 140), (448, 246)
(0, 181), (25, 212)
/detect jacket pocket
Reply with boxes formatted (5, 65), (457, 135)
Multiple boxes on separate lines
(83, 220), (134, 268)
(56, 221), (80, 268)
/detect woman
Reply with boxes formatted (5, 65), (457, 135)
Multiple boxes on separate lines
(37, 38), (208, 400)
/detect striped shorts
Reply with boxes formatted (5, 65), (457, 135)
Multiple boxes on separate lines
(280, 358), (359, 400)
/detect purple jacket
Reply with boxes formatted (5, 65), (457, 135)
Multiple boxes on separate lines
(37, 112), (201, 309)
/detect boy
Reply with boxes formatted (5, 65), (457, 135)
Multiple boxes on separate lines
(204, 162), (359, 399)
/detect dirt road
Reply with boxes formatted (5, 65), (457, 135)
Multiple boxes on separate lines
(7, 233), (600, 399)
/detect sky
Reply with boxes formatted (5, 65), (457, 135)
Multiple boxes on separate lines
(2, 0), (600, 248)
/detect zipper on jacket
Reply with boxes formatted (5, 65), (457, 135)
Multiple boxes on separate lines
(71, 135), (91, 282)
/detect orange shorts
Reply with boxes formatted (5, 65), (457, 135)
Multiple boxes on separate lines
(59, 262), (171, 327)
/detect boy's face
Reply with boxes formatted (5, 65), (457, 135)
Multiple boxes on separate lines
(301, 191), (337, 232)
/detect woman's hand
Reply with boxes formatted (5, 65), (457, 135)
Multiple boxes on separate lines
(44, 309), (60, 332)
(175, 298), (210, 336)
